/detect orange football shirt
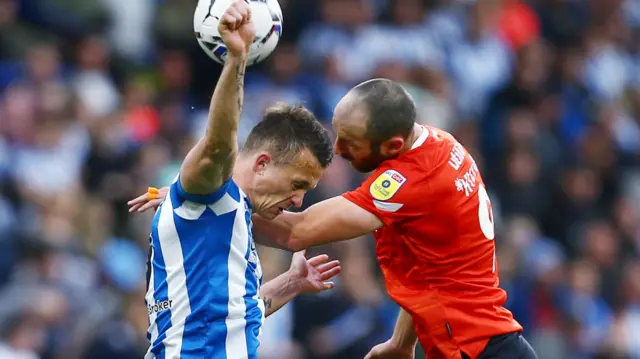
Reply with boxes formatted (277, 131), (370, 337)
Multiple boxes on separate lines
(342, 126), (522, 359)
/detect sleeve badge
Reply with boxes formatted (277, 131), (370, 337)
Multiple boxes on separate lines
(369, 170), (406, 201)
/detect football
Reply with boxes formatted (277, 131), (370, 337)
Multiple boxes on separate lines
(194, 0), (283, 66)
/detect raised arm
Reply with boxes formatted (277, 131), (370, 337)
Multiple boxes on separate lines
(180, 0), (254, 195)
(253, 196), (384, 251)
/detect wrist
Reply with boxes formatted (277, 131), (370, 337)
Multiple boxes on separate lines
(227, 53), (248, 64)
(283, 270), (304, 296)
(389, 336), (416, 352)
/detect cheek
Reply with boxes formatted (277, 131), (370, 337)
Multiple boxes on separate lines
(258, 172), (290, 196)
(353, 149), (371, 162)
(336, 142), (354, 157)
(255, 176), (275, 197)
(338, 147), (358, 161)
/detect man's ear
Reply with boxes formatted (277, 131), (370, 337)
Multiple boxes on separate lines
(253, 152), (272, 175)
(380, 136), (406, 157)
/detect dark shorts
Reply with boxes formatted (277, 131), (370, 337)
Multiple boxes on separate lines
(462, 332), (538, 359)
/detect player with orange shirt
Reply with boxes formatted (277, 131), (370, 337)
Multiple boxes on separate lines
(130, 79), (537, 359)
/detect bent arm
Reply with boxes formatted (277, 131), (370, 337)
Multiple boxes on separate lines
(180, 55), (247, 194)
(254, 196), (383, 251)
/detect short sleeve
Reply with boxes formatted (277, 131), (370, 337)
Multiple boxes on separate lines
(171, 176), (234, 205)
(342, 165), (425, 226)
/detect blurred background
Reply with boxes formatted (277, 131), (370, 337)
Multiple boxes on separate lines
(0, 0), (639, 358)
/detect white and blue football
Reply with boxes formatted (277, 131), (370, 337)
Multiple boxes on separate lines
(194, 0), (283, 66)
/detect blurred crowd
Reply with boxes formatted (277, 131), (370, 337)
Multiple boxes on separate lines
(0, 0), (640, 358)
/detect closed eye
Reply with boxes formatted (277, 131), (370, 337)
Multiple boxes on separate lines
(292, 180), (311, 191)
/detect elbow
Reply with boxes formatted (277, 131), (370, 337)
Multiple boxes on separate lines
(286, 228), (311, 252)
(266, 236), (302, 252)
(281, 209), (316, 252)
(286, 239), (306, 252)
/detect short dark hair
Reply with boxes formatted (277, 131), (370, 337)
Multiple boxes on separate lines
(242, 103), (333, 168)
(351, 79), (416, 144)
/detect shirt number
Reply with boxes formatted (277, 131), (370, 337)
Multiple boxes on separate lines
(477, 184), (496, 272)
(477, 184), (495, 240)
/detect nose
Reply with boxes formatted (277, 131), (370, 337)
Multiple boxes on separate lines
(290, 191), (304, 208)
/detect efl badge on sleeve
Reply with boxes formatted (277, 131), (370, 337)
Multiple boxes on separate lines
(370, 170), (406, 201)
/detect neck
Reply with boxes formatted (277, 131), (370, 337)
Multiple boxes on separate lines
(231, 155), (255, 207)
(403, 123), (424, 152)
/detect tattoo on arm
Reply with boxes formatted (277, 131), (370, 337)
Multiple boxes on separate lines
(263, 297), (272, 309)
(236, 61), (246, 112)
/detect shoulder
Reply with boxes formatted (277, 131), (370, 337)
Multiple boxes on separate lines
(342, 160), (426, 223)
(364, 127), (464, 199)
(366, 167), (410, 202)
(164, 178), (249, 222)
(171, 176), (241, 206)
(364, 128), (448, 194)
(359, 151), (430, 209)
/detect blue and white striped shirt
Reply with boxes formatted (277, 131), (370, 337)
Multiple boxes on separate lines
(145, 177), (265, 359)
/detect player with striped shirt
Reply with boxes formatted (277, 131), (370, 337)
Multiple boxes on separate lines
(139, 1), (339, 358)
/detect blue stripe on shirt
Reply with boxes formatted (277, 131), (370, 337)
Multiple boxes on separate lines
(150, 205), (171, 359)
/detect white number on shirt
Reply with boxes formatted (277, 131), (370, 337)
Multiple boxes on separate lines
(477, 184), (495, 240)
(477, 184), (496, 272)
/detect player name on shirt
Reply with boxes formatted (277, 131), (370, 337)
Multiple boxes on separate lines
(448, 142), (480, 197)
(454, 161), (479, 198)
(447, 142), (466, 171)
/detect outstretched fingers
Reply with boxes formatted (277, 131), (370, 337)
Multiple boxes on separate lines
(127, 192), (149, 208)
(137, 199), (164, 213)
(307, 254), (329, 266)
(317, 261), (341, 281)
(321, 281), (335, 290)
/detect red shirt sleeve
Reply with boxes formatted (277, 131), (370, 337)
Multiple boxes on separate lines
(342, 162), (428, 226)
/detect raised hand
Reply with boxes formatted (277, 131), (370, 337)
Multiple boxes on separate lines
(288, 251), (341, 294)
(218, 0), (256, 59)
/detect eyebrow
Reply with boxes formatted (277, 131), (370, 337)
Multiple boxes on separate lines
(336, 133), (355, 143)
(293, 180), (312, 190)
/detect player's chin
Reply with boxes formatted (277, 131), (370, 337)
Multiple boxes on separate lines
(257, 208), (283, 220)
(352, 162), (378, 174)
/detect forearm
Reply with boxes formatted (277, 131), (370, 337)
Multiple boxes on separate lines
(286, 197), (380, 251)
(390, 308), (418, 350)
(180, 55), (247, 193)
(254, 196), (382, 252)
(252, 209), (328, 251)
(260, 271), (300, 317)
(204, 55), (246, 150)
(251, 211), (304, 250)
